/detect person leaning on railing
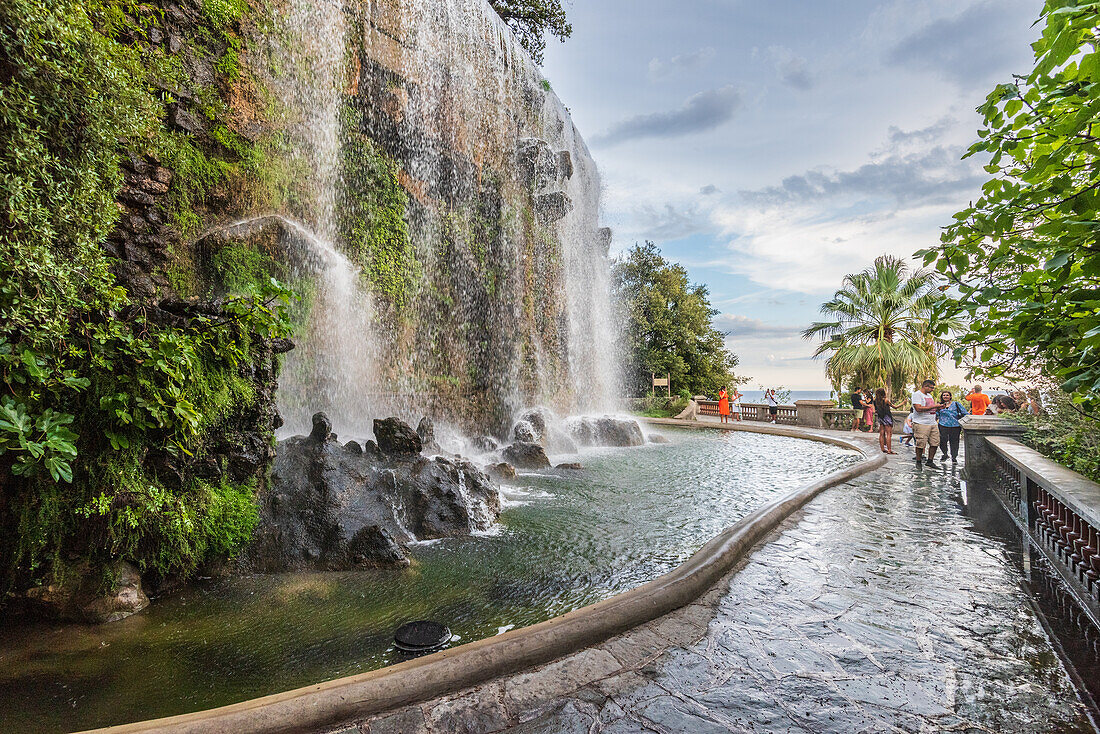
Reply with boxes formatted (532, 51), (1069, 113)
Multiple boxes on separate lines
(965, 385), (992, 415)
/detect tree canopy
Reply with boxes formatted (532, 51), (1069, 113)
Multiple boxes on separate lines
(918, 0), (1100, 411)
(803, 256), (955, 396)
(611, 242), (743, 397)
(488, 0), (571, 64)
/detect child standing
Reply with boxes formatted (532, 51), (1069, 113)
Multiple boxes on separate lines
(900, 412), (915, 447)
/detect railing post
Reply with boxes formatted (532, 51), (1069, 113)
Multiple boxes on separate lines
(794, 400), (833, 429)
(959, 415), (1027, 491)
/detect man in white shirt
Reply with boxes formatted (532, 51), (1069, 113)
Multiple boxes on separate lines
(911, 379), (942, 468)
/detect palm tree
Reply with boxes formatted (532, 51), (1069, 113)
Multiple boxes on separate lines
(802, 255), (957, 398)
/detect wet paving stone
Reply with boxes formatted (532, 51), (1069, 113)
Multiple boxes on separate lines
(491, 453), (1094, 733)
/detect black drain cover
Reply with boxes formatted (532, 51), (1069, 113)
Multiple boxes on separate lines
(394, 620), (451, 652)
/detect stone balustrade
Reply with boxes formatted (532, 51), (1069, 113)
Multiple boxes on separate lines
(962, 415), (1100, 628)
(693, 399), (857, 430)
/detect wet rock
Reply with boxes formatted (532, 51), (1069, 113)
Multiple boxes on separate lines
(79, 562), (151, 623)
(471, 435), (498, 453)
(517, 138), (559, 190)
(374, 417), (422, 456)
(348, 526), (408, 568)
(344, 440), (363, 455)
(557, 150), (574, 179)
(226, 432), (271, 483)
(597, 227), (613, 256)
(566, 416), (645, 447)
(270, 337), (295, 354)
(555, 462), (583, 470)
(309, 411), (333, 442)
(535, 192), (573, 224)
(167, 102), (201, 133)
(243, 433), (501, 571)
(406, 456), (501, 538)
(24, 561), (149, 624)
(517, 407), (551, 436)
(514, 407), (578, 454)
(648, 435), (671, 444)
(503, 441), (551, 470)
(417, 416), (440, 452)
(487, 462), (517, 480)
(513, 420), (538, 443)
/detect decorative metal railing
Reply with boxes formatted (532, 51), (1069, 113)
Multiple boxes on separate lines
(984, 436), (1100, 620)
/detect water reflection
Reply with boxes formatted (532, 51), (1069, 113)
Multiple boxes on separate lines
(0, 429), (858, 733)
(959, 474), (1100, 724)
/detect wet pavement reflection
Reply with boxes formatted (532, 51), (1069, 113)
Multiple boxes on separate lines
(506, 452), (1095, 733)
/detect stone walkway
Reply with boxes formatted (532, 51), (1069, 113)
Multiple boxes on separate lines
(341, 445), (1094, 734)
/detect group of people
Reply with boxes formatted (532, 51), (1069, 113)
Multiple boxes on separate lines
(716, 387), (782, 424)
(850, 382), (1041, 467)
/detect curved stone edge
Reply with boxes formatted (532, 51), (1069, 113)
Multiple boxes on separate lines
(82, 421), (886, 734)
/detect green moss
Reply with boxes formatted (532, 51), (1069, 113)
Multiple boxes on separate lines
(183, 351), (257, 439)
(79, 451), (259, 579)
(158, 131), (224, 235)
(337, 106), (419, 306)
(211, 244), (282, 295)
(215, 48), (241, 82)
(164, 258), (199, 298)
(202, 0), (247, 29)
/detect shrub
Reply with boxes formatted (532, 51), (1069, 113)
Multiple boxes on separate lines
(0, 0), (292, 589)
(1017, 386), (1100, 483)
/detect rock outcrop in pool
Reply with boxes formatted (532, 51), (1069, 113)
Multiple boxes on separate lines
(244, 414), (501, 571)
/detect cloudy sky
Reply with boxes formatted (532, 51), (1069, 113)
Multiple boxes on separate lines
(541, 0), (1042, 390)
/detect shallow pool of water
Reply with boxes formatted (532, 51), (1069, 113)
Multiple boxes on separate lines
(0, 427), (859, 733)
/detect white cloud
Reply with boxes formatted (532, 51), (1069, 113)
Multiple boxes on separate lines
(647, 47), (717, 81)
(768, 46), (814, 90)
(713, 201), (952, 294)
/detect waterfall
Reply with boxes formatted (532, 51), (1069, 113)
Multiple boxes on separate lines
(271, 0), (385, 438)
(269, 0), (621, 437)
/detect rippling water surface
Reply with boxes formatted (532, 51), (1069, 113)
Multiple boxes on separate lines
(0, 427), (859, 733)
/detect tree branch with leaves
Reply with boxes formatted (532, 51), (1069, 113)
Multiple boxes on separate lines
(917, 0), (1100, 413)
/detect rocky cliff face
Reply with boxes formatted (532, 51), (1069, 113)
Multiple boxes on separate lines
(269, 0), (618, 437)
(5, 0), (609, 620)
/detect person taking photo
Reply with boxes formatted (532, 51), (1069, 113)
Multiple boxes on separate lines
(911, 379), (942, 468)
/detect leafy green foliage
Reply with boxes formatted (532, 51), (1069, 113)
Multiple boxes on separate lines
(202, 0), (247, 30)
(917, 0), (1100, 411)
(0, 0), (292, 588)
(0, 400), (78, 483)
(1017, 384), (1100, 482)
(612, 242), (743, 397)
(488, 0), (571, 64)
(803, 255), (957, 397)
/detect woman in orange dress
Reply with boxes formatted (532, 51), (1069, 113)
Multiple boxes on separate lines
(718, 386), (730, 423)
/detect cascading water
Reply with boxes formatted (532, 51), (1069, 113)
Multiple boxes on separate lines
(270, 0), (621, 436)
(270, 0), (384, 437)
(274, 222), (381, 437)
